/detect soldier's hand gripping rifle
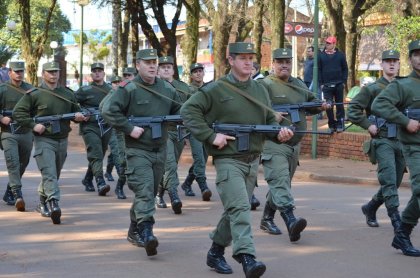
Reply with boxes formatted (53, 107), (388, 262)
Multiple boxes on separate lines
(404, 108), (420, 122)
(34, 112), (87, 134)
(128, 115), (183, 139)
(212, 123), (333, 152)
(368, 115), (397, 138)
(82, 107), (112, 137)
(1, 109), (21, 133)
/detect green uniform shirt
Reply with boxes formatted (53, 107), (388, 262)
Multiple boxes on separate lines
(171, 79), (191, 102)
(101, 75), (181, 150)
(180, 73), (278, 157)
(0, 81), (33, 133)
(260, 75), (320, 146)
(76, 82), (111, 125)
(371, 71), (420, 144)
(13, 83), (80, 139)
(348, 77), (391, 138)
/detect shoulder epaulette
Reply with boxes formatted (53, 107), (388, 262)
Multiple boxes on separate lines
(26, 87), (37, 94)
(200, 80), (217, 93)
(119, 80), (130, 87)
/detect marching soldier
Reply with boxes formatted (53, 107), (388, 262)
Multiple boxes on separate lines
(13, 61), (87, 224)
(76, 63), (112, 196)
(0, 61), (33, 211)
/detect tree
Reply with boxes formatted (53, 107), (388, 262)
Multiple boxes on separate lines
(252, 0), (265, 64)
(180, 0), (200, 81)
(270, 0), (286, 49)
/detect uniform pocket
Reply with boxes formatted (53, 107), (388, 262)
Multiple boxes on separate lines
(215, 169), (228, 186)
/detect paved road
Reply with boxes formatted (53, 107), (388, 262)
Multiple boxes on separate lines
(1, 149), (419, 278)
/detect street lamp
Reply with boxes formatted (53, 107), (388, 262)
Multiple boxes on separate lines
(0, 20), (17, 42)
(50, 41), (58, 60)
(76, 0), (90, 87)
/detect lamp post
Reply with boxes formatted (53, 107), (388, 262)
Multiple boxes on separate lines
(50, 41), (58, 61)
(0, 20), (17, 42)
(77, 0), (90, 87)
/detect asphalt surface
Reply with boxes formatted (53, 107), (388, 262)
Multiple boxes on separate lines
(0, 144), (419, 278)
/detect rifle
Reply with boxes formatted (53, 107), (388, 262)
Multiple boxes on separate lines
(128, 115), (183, 139)
(1, 109), (21, 134)
(81, 107), (112, 137)
(368, 115), (397, 138)
(176, 125), (190, 141)
(34, 112), (85, 134)
(212, 123), (332, 152)
(404, 108), (420, 121)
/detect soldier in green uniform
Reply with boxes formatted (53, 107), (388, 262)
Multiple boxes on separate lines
(371, 40), (420, 257)
(76, 63), (112, 196)
(180, 63), (213, 202)
(181, 42), (293, 277)
(0, 61), (33, 211)
(258, 48), (328, 242)
(122, 67), (137, 80)
(348, 50), (406, 228)
(154, 56), (193, 213)
(101, 49), (181, 257)
(13, 62), (87, 224)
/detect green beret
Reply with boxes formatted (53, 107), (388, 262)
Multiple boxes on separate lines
(228, 42), (256, 54)
(409, 39), (420, 56)
(9, 61), (25, 71)
(91, 62), (104, 71)
(272, 48), (293, 59)
(158, 56), (174, 65)
(123, 67), (137, 74)
(110, 75), (122, 83)
(136, 49), (158, 60)
(42, 62), (60, 71)
(382, 50), (400, 60)
(190, 63), (204, 73)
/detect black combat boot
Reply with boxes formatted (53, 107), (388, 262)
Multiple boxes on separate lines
(280, 207), (307, 242)
(390, 211), (420, 257)
(114, 178), (126, 199)
(105, 163), (114, 181)
(260, 202), (282, 235)
(82, 167), (95, 192)
(168, 188), (182, 214)
(196, 177), (212, 201)
(36, 195), (51, 217)
(206, 242), (233, 274)
(12, 188), (25, 212)
(181, 170), (196, 196)
(49, 199), (61, 224)
(250, 194), (260, 210)
(234, 253), (266, 278)
(361, 199), (383, 227)
(2, 184), (15, 206)
(155, 185), (167, 208)
(96, 176), (111, 196)
(127, 221), (144, 247)
(138, 221), (159, 256)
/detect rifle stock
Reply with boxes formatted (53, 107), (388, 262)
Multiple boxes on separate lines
(368, 115), (397, 138)
(1, 109), (21, 134)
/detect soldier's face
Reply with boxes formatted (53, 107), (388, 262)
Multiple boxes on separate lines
(381, 59), (400, 77)
(158, 64), (174, 81)
(273, 58), (292, 80)
(191, 68), (204, 83)
(123, 73), (134, 80)
(9, 69), (24, 82)
(91, 68), (105, 83)
(228, 54), (254, 78)
(410, 50), (420, 71)
(136, 59), (158, 82)
(42, 70), (59, 85)
(111, 81), (120, 90)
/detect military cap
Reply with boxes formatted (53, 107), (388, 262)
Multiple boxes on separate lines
(408, 39), (420, 56)
(228, 42), (256, 54)
(382, 50), (400, 60)
(110, 75), (122, 83)
(9, 61), (25, 71)
(42, 62), (60, 71)
(91, 62), (104, 71)
(272, 48), (293, 59)
(123, 67), (137, 74)
(190, 62), (204, 73)
(158, 56), (174, 65)
(136, 49), (158, 60)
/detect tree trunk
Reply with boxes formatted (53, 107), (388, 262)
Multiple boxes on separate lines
(180, 0), (200, 82)
(112, 0), (121, 76)
(252, 0), (264, 64)
(120, 1), (130, 68)
(18, 0), (57, 86)
(130, 0), (140, 66)
(270, 0), (286, 50)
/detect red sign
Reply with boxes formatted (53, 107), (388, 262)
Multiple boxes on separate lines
(284, 22), (319, 37)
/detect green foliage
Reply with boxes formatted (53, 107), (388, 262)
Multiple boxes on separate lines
(72, 32), (89, 45)
(74, 29), (112, 62)
(0, 45), (15, 65)
(385, 16), (420, 52)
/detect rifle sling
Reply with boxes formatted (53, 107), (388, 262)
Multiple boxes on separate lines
(37, 87), (80, 107)
(131, 80), (183, 107)
(4, 83), (29, 95)
(267, 75), (314, 95)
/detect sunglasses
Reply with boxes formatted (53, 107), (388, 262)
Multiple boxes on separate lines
(13, 70), (24, 73)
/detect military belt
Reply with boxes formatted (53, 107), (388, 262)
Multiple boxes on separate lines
(225, 153), (260, 163)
